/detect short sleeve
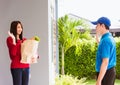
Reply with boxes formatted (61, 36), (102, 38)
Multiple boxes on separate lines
(101, 40), (110, 58)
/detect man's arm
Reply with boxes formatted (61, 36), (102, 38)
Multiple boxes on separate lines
(96, 58), (109, 85)
(96, 33), (100, 44)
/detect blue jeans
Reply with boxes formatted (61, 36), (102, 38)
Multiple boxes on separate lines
(11, 68), (30, 85)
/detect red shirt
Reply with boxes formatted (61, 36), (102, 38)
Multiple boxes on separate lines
(6, 37), (29, 68)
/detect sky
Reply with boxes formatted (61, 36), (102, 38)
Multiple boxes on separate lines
(58, 0), (120, 28)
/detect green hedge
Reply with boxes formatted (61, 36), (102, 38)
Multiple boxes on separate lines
(115, 37), (120, 79)
(59, 38), (120, 79)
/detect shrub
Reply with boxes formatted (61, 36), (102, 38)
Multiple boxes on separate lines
(55, 74), (87, 85)
(64, 39), (96, 79)
(59, 37), (120, 79)
(114, 37), (120, 79)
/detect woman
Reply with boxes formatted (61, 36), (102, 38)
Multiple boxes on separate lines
(6, 21), (30, 85)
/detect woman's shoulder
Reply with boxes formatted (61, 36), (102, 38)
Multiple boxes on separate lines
(6, 36), (12, 41)
(7, 36), (12, 39)
(23, 37), (27, 40)
(22, 37), (27, 42)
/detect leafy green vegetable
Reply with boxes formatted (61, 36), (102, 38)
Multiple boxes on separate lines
(34, 36), (40, 42)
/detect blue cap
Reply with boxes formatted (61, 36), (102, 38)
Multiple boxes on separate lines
(91, 17), (111, 27)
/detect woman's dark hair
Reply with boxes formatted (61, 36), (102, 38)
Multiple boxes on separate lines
(10, 21), (23, 42)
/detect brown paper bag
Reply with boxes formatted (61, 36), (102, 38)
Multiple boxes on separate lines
(20, 40), (39, 64)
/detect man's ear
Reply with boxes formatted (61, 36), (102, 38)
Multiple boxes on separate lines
(101, 24), (105, 28)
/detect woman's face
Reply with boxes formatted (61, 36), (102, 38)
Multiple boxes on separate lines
(17, 23), (22, 35)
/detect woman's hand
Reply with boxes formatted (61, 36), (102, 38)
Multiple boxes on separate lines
(8, 31), (16, 45)
(8, 31), (15, 39)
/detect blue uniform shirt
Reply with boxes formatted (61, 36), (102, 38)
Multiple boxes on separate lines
(96, 32), (116, 72)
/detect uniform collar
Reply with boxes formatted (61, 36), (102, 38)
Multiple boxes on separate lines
(101, 32), (111, 39)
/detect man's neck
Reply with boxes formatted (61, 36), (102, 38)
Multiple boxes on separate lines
(102, 30), (109, 36)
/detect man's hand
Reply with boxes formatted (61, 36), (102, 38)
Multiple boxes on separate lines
(95, 33), (100, 44)
(96, 80), (101, 85)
